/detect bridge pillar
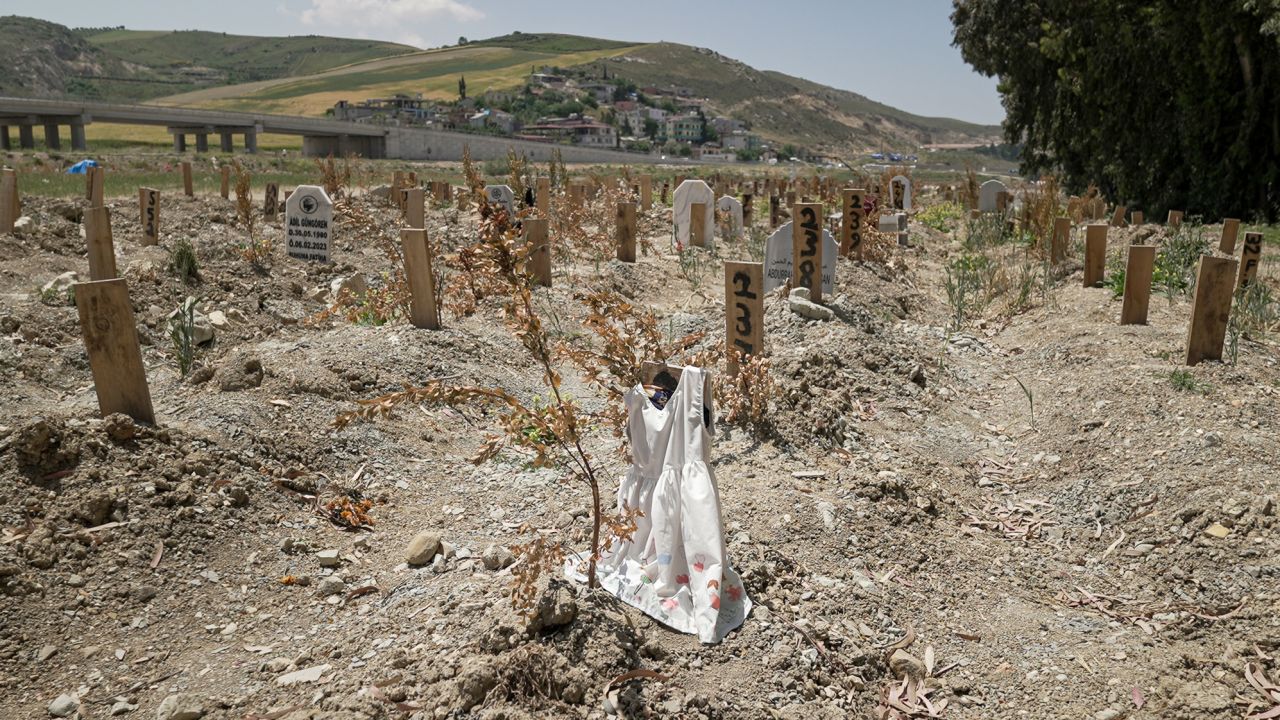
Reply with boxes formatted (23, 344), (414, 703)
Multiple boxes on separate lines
(70, 123), (87, 152)
(244, 130), (258, 154)
(43, 121), (61, 151)
(173, 133), (186, 153)
(0, 126), (9, 151)
(195, 133), (209, 153)
(220, 131), (234, 153)
(19, 125), (34, 149)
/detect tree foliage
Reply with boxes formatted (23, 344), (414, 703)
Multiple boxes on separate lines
(952, 0), (1280, 220)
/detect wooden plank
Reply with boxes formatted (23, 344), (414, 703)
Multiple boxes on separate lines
(1167, 209), (1183, 229)
(1120, 244), (1155, 325)
(640, 175), (652, 211)
(1050, 217), (1071, 263)
(690, 202), (707, 248)
(405, 188), (425, 230)
(525, 218), (551, 287)
(840, 188), (866, 259)
(0, 168), (16, 234)
(399, 229), (440, 330)
(139, 187), (160, 246)
(1083, 224), (1107, 287)
(86, 166), (104, 205)
(1110, 204), (1128, 228)
(84, 206), (117, 280)
(1219, 219), (1241, 254)
(725, 261), (765, 372)
(1237, 231), (1263, 289)
(1185, 255), (1239, 365)
(391, 171), (405, 209)
(1131, 210), (1144, 226)
(616, 202), (636, 263)
(220, 166), (230, 199)
(263, 183), (279, 221)
(536, 177), (550, 217)
(74, 278), (154, 423)
(793, 202), (824, 303)
(181, 162), (193, 197)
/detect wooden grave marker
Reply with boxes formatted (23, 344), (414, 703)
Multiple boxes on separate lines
(640, 175), (652, 211)
(84, 206), (117, 280)
(769, 196), (780, 228)
(1083, 224), (1108, 287)
(139, 187), (160, 246)
(526, 218), (551, 287)
(1110, 205), (1128, 228)
(690, 202), (708, 248)
(793, 202), (824, 303)
(1120, 244), (1155, 325)
(1167, 210), (1184, 229)
(1219, 219), (1241, 254)
(86, 166), (104, 205)
(400, 229), (440, 330)
(1237, 232), (1263, 289)
(742, 193), (754, 227)
(391, 171), (405, 209)
(1131, 210), (1144, 226)
(74, 278), (155, 423)
(264, 182), (279, 221)
(0, 168), (16, 234)
(725, 261), (764, 373)
(220, 166), (230, 199)
(1050, 217), (1071, 263)
(1185, 255), (1239, 366)
(181, 162), (193, 197)
(616, 202), (636, 263)
(405, 187), (425, 230)
(840, 188), (866, 260)
(536, 177), (550, 217)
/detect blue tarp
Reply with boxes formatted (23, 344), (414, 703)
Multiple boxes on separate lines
(66, 160), (99, 175)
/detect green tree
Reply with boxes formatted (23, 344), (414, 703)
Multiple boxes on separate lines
(952, 0), (1280, 220)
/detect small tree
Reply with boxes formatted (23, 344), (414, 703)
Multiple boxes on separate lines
(458, 75), (467, 100)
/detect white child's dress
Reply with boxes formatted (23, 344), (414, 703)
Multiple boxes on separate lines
(594, 366), (751, 644)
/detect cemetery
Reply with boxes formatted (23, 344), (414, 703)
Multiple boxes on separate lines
(1, 5), (1279, 720)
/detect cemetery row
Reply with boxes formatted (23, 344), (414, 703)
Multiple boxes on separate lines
(0, 162), (1263, 428)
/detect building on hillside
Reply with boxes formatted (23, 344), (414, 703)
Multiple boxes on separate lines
(711, 117), (746, 136)
(468, 109), (518, 133)
(332, 95), (439, 125)
(696, 146), (737, 163)
(665, 113), (703, 143)
(574, 82), (617, 104)
(530, 73), (567, 89)
(521, 116), (617, 146)
(721, 130), (761, 151)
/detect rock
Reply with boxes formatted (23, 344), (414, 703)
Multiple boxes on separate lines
(48, 693), (78, 717)
(102, 413), (139, 441)
(167, 304), (214, 345)
(315, 549), (341, 568)
(788, 287), (834, 321)
(36, 644), (57, 662)
(264, 657), (291, 673)
(329, 274), (368, 300)
(52, 203), (82, 223)
(218, 356), (264, 392)
(528, 585), (577, 632)
(317, 576), (345, 597)
(276, 663), (331, 686)
(110, 700), (138, 715)
(155, 693), (204, 720)
(131, 584), (159, 603)
(1203, 522), (1231, 538)
(405, 531), (442, 566)
(42, 271), (80, 295)
(889, 649), (925, 680)
(14, 216), (36, 233)
(816, 501), (837, 531)
(482, 545), (514, 570)
(206, 310), (229, 330)
(1093, 709), (1121, 720)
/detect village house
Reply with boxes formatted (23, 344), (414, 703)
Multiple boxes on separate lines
(665, 113), (703, 143)
(721, 130), (760, 151)
(573, 81), (617, 104)
(467, 108), (518, 133)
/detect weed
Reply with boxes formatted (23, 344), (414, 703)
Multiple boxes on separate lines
(1013, 376), (1035, 429)
(39, 286), (72, 306)
(944, 254), (989, 332)
(168, 236), (200, 283)
(315, 154), (352, 200)
(233, 161), (271, 267)
(1154, 222), (1209, 298)
(1227, 281), (1277, 362)
(1168, 369), (1205, 393)
(169, 296), (199, 377)
(919, 201), (964, 232)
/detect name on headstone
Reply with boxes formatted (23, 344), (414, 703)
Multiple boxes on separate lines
(764, 221), (836, 295)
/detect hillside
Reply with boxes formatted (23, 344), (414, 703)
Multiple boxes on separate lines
(0, 16), (169, 100)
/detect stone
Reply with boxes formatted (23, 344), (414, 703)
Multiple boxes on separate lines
(42, 271), (80, 295)
(317, 576), (345, 597)
(37, 644), (58, 662)
(48, 693), (78, 717)
(167, 304), (214, 345)
(206, 310), (228, 329)
(528, 585), (577, 632)
(484, 185), (515, 214)
(218, 356), (263, 392)
(285, 186), (334, 262)
(102, 413), (138, 441)
(1203, 523), (1231, 538)
(155, 693), (203, 720)
(329, 274), (367, 300)
(405, 531), (442, 566)
(889, 175), (913, 211)
(672, 180), (715, 250)
(788, 287), (834, 321)
(482, 545), (514, 570)
(979, 179), (1008, 212)
(765, 222), (837, 295)
(889, 649), (925, 680)
(368, 184), (391, 199)
(276, 663), (331, 686)
(1093, 709), (1121, 720)
(315, 549), (341, 567)
(110, 700), (138, 715)
(14, 216), (35, 233)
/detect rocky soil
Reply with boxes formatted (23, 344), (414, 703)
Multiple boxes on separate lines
(0, 167), (1277, 720)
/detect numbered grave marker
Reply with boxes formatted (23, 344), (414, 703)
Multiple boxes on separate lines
(264, 182), (279, 221)
(139, 188), (160, 246)
(75, 278), (155, 424)
(85, 206), (117, 280)
(1237, 232), (1263, 289)
(1120, 244), (1155, 325)
(220, 166), (230, 199)
(1083, 224), (1107, 287)
(1185, 255), (1238, 365)
(792, 203), (824, 303)
(181, 162), (193, 197)
(526, 218), (551, 287)
(725, 261), (765, 372)
(1220, 219), (1241, 254)
(717, 195), (743, 240)
(617, 202), (636, 263)
(841, 188), (866, 259)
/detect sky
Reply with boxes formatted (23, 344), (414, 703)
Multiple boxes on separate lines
(3, 0), (1006, 125)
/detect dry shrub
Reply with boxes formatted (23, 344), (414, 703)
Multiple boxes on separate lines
(961, 165), (980, 209)
(1022, 175), (1063, 257)
(232, 161), (270, 265)
(315, 153), (353, 200)
(718, 351), (776, 434)
(506, 148), (529, 199)
(551, 180), (634, 273)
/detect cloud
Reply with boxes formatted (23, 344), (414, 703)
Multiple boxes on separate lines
(297, 0), (484, 46)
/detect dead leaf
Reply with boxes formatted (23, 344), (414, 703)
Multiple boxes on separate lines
(924, 646), (935, 676)
(1131, 686), (1146, 709)
(150, 540), (164, 569)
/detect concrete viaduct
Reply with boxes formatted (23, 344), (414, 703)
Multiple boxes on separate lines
(0, 97), (696, 165)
